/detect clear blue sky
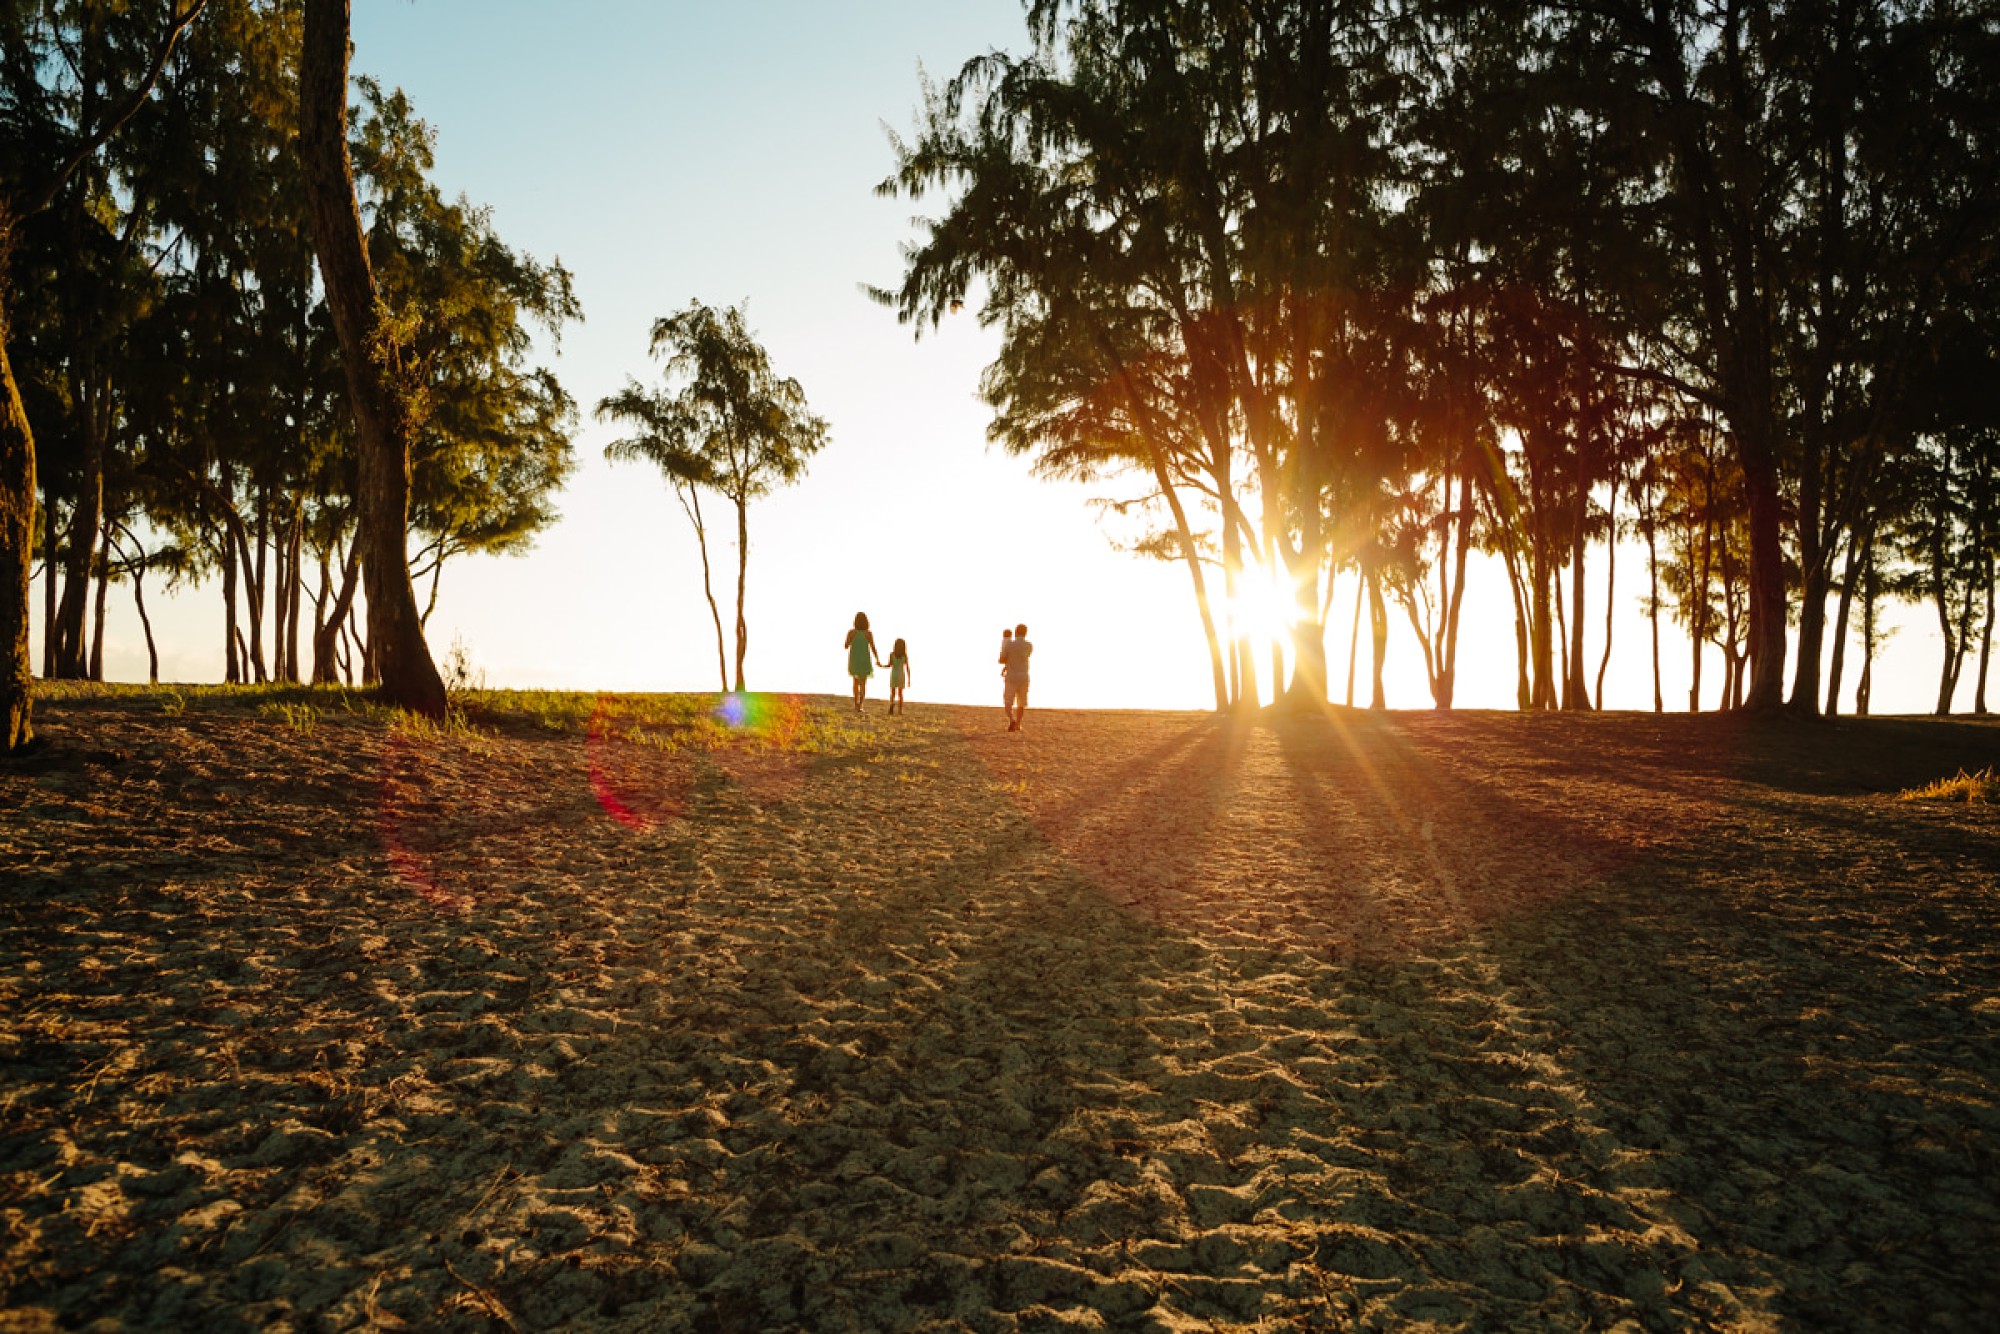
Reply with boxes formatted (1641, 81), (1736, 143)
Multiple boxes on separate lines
(77, 1), (1961, 713)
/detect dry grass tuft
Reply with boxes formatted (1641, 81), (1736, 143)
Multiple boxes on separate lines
(1897, 766), (1995, 804)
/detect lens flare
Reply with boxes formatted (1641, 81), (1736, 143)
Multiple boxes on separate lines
(587, 694), (694, 831)
(374, 733), (474, 914)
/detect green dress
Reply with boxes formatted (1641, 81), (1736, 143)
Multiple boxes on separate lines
(848, 631), (874, 679)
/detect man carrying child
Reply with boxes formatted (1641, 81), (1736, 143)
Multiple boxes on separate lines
(998, 623), (1032, 732)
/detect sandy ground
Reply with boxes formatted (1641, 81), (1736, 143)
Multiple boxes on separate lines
(2, 687), (1997, 1332)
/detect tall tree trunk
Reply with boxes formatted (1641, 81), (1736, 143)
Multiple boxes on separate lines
(298, 0), (445, 717)
(1740, 449), (1789, 711)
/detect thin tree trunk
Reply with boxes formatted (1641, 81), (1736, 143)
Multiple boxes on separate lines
(1825, 519), (1869, 717)
(247, 482), (269, 682)
(223, 524), (241, 684)
(1495, 536), (1529, 710)
(89, 541), (108, 680)
(1857, 547), (1877, 716)
(50, 374), (102, 678)
(313, 541), (361, 685)
(1552, 562), (1570, 708)
(1976, 550), (1994, 716)
(1439, 471), (1474, 710)
(283, 506), (304, 683)
(1345, 575), (1362, 708)
(1220, 466), (1252, 708)
(732, 492), (750, 692)
(1596, 474), (1617, 709)
(1367, 565), (1388, 711)
(299, 0), (445, 717)
(675, 483), (730, 693)
(1566, 468), (1589, 710)
(1645, 506), (1663, 713)
(1931, 491), (1960, 716)
(131, 560), (158, 683)
(41, 484), (57, 678)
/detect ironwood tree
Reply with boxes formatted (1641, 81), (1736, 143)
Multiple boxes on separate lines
(600, 301), (827, 694)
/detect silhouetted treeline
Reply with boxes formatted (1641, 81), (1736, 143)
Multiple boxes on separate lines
(881, 0), (2000, 715)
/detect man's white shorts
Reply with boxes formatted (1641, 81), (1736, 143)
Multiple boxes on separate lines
(1004, 677), (1029, 707)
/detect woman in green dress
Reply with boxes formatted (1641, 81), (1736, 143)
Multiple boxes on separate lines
(845, 612), (885, 711)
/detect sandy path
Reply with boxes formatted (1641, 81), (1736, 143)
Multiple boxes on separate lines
(2, 691), (1997, 1331)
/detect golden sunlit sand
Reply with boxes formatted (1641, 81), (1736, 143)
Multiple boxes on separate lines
(3, 687), (1997, 1330)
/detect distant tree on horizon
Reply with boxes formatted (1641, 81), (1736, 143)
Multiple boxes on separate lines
(599, 301), (827, 694)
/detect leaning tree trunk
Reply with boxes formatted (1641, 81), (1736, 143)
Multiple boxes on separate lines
(297, 0), (444, 717)
(0, 278), (35, 751)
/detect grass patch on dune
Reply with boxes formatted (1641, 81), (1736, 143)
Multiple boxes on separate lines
(1897, 767), (1995, 804)
(460, 688), (874, 756)
(38, 681), (868, 757)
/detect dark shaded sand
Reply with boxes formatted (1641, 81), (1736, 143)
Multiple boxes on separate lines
(3, 687), (1997, 1331)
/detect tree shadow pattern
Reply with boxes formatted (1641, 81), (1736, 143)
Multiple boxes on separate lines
(1, 695), (1995, 1330)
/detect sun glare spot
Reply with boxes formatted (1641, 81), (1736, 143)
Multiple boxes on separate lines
(715, 692), (750, 728)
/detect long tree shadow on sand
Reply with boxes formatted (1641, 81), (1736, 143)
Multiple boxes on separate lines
(3, 693), (1995, 1329)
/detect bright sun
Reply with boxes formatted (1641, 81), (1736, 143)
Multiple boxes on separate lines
(1222, 569), (1298, 646)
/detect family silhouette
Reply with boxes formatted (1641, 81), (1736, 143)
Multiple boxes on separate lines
(844, 613), (1031, 726)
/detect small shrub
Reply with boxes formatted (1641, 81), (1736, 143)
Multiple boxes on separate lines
(1898, 767), (1995, 804)
(440, 635), (485, 695)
